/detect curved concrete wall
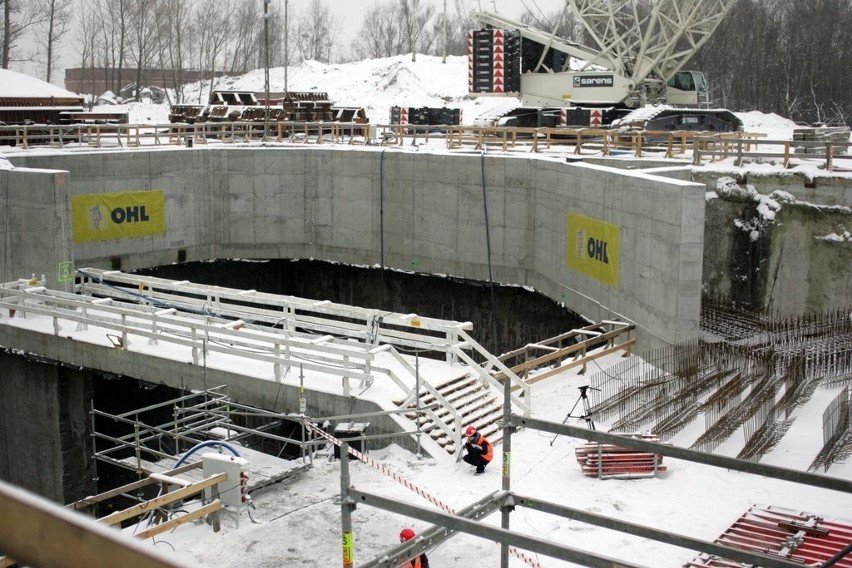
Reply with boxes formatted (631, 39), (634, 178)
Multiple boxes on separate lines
(2, 147), (706, 348)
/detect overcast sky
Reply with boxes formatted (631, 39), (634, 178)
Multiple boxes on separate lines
(292, 0), (568, 25)
(287, 0), (568, 51)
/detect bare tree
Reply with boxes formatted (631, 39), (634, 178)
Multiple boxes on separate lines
(691, 0), (852, 124)
(96, 0), (130, 94)
(267, 2), (290, 68)
(37, 0), (73, 83)
(428, 1), (475, 58)
(126, 0), (161, 100)
(519, 6), (580, 42)
(779, 0), (852, 124)
(399, 0), (435, 62)
(224, 0), (259, 73)
(294, 0), (338, 63)
(73, 0), (101, 101)
(350, 2), (405, 61)
(152, 0), (191, 104)
(193, 4), (232, 102)
(1, 0), (6, 67)
(1, 0), (44, 69)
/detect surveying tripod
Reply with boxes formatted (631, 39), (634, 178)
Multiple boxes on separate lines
(550, 385), (600, 445)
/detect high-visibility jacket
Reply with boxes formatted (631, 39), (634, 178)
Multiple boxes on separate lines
(403, 553), (429, 568)
(472, 433), (493, 462)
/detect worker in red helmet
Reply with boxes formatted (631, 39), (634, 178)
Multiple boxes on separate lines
(462, 425), (493, 475)
(399, 527), (430, 568)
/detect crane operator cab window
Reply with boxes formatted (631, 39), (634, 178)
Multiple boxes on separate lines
(666, 71), (708, 106)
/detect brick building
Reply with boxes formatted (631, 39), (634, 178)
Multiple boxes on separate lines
(64, 67), (231, 96)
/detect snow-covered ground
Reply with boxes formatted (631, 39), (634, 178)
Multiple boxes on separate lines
(135, 350), (851, 568)
(2, 288), (847, 567)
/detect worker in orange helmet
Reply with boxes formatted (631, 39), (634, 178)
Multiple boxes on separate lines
(399, 527), (430, 568)
(462, 425), (493, 475)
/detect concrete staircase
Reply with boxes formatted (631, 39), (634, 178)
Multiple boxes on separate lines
(400, 373), (504, 456)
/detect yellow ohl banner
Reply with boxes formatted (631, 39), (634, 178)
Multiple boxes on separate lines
(71, 190), (166, 243)
(566, 213), (620, 288)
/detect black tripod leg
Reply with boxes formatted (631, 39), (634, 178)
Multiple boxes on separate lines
(581, 395), (596, 431)
(550, 396), (584, 445)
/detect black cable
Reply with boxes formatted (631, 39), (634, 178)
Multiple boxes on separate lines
(152, 538), (176, 552)
(272, 379), (284, 413)
(480, 151), (502, 356)
(247, 500), (260, 524)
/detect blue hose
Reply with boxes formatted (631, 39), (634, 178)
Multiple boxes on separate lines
(174, 440), (241, 467)
(141, 440), (243, 528)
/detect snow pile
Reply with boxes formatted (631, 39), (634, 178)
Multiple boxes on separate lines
(712, 176), (783, 241)
(710, 176), (851, 242)
(816, 228), (852, 242)
(713, 176), (759, 201)
(177, 54), (494, 126)
(737, 110), (800, 140)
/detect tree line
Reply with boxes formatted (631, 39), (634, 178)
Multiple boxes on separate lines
(1, 0), (850, 124)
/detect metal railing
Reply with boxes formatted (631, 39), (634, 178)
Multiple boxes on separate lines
(488, 320), (635, 385)
(692, 135), (852, 170)
(0, 271), (529, 457)
(0, 120), (374, 150)
(89, 387), (324, 475)
(1, 119), (807, 163)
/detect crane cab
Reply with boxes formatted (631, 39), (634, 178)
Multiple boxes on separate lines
(665, 71), (709, 107)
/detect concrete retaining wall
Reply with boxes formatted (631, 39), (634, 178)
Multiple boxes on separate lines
(0, 351), (96, 503)
(4, 147), (705, 348)
(691, 169), (852, 313)
(0, 167), (70, 289)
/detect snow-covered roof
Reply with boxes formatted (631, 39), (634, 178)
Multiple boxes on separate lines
(0, 69), (81, 99)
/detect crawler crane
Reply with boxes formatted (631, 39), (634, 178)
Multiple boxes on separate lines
(468, 0), (741, 131)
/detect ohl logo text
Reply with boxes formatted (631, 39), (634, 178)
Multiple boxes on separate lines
(111, 205), (150, 224)
(586, 237), (609, 264)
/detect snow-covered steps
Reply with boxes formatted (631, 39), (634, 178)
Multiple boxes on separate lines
(399, 373), (504, 457)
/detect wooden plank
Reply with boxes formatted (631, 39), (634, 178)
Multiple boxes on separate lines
(149, 473), (192, 487)
(134, 500), (223, 540)
(514, 340), (635, 388)
(65, 462), (203, 511)
(99, 472), (227, 527)
(579, 455), (661, 463)
(776, 520), (829, 537)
